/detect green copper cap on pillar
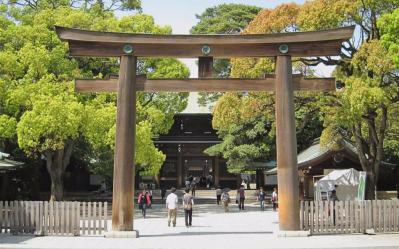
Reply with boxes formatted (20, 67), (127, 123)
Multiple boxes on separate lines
(201, 45), (211, 55)
(123, 44), (134, 54)
(278, 44), (289, 54)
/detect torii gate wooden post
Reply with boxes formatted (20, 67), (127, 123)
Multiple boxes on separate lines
(275, 55), (299, 230)
(56, 26), (354, 235)
(112, 55), (137, 231)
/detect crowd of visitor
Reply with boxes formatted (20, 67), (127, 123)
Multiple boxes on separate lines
(137, 184), (278, 227)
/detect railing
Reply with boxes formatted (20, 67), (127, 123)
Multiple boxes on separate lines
(300, 200), (399, 234)
(0, 201), (108, 236)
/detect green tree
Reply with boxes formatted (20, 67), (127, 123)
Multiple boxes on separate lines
(205, 93), (275, 172)
(190, 3), (261, 106)
(190, 4), (261, 34)
(0, 2), (189, 200)
(7, 0), (141, 11)
(297, 0), (399, 199)
(0, 114), (17, 149)
(216, 0), (399, 199)
(207, 3), (323, 173)
(379, 8), (399, 69)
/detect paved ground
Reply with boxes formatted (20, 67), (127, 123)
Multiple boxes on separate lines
(0, 203), (398, 249)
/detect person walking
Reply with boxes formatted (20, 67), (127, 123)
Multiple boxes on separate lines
(138, 189), (151, 218)
(258, 187), (266, 211)
(221, 190), (230, 212)
(330, 189), (339, 225)
(166, 187), (178, 227)
(206, 175), (213, 189)
(185, 178), (191, 188)
(182, 188), (194, 228)
(190, 181), (196, 197)
(161, 187), (166, 200)
(238, 185), (245, 210)
(272, 188), (278, 211)
(216, 186), (222, 205)
(100, 180), (107, 194)
(147, 185), (153, 208)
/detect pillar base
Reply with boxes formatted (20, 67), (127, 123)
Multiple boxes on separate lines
(104, 231), (139, 238)
(276, 230), (310, 237)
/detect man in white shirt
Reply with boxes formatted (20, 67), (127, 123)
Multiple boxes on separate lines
(272, 188), (278, 211)
(166, 187), (178, 227)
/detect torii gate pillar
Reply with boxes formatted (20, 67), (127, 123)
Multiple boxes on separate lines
(275, 55), (300, 230)
(111, 55), (137, 233)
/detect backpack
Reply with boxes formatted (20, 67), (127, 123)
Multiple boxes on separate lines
(183, 194), (193, 210)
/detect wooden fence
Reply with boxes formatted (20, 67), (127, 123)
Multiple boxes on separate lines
(0, 201), (108, 236)
(300, 200), (399, 234)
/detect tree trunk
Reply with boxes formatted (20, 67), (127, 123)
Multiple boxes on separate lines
(352, 105), (387, 200)
(365, 169), (376, 200)
(353, 122), (376, 200)
(45, 140), (74, 201)
(49, 168), (64, 201)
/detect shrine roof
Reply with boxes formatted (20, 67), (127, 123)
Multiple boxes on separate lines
(0, 152), (25, 172)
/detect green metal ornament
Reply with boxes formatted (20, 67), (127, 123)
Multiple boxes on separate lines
(123, 44), (134, 54)
(278, 44), (289, 54)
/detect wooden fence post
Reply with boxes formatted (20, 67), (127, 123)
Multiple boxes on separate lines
(104, 202), (108, 232)
(304, 201), (309, 231)
(75, 201), (80, 236)
(310, 201), (314, 234)
(0, 201), (3, 233)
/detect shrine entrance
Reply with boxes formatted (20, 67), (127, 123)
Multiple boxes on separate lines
(56, 26), (354, 235)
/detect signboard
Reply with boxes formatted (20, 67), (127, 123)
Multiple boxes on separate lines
(357, 172), (367, 200)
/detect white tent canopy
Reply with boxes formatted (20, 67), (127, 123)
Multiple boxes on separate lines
(315, 168), (365, 201)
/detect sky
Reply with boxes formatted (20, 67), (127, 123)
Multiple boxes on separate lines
(134, 0), (334, 79)
(140, 0), (306, 35)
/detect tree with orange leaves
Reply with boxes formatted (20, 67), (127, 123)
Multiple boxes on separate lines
(210, 0), (399, 199)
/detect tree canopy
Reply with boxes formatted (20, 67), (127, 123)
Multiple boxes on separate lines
(207, 0), (399, 199)
(207, 3), (323, 173)
(190, 3), (262, 106)
(0, 1), (189, 200)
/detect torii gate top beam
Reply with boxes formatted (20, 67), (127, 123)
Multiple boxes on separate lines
(55, 26), (354, 58)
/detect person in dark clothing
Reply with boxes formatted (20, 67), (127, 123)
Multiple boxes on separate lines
(161, 187), (166, 200)
(258, 187), (266, 211)
(138, 189), (151, 218)
(191, 181), (196, 197)
(331, 189), (339, 225)
(238, 185), (245, 210)
(216, 186), (222, 205)
(206, 175), (213, 189)
(183, 188), (194, 228)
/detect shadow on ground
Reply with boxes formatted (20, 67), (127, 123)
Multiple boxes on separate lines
(0, 235), (34, 244)
(140, 231), (273, 237)
(134, 204), (277, 219)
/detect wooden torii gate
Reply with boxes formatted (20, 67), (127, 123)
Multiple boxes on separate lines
(56, 26), (354, 235)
